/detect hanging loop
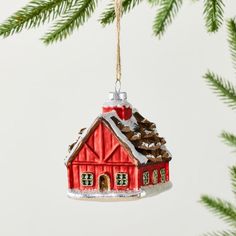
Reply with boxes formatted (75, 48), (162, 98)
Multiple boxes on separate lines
(115, 79), (121, 95)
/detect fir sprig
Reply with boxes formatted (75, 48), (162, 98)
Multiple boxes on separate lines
(230, 166), (236, 198)
(201, 17), (236, 236)
(0, 0), (79, 37)
(227, 19), (236, 71)
(203, 0), (225, 33)
(147, 0), (161, 7)
(99, 0), (142, 25)
(153, 0), (182, 37)
(0, 0), (227, 43)
(204, 71), (236, 109)
(200, 167), (236, 235)
(200, 196), (236, 227)
(42, 0), (96, 44)
(221, 131), (236, 150)
(203, 231), (236, 236)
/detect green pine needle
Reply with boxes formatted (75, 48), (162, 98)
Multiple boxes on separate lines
(202, 17), (236, 236)
(204, 71), (236, 109)
(203, 0), (224, 33)
(202, 231), (236, 236)
(0, 0), (78, 37)
(153, 0), (183, 37)
(0, 0), (228, 43)
(227, 18), (236, 72)
(230, 166), (236, 198)
(42, 0), (96, 44)
(147, 0), (162, 7)
(221, 131), (236, 149)
(200, 195), (236, 227)
(99, 0), (142, 26)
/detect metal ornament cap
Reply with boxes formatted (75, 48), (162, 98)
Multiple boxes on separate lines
(108, 91), (127, 101)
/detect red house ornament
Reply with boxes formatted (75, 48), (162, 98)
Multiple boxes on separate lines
(65, 91), (172, 200)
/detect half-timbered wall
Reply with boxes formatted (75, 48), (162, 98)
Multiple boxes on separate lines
(68, 120), (139, 191)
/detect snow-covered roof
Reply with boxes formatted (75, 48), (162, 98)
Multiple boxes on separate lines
(65, 110), (172, 166)
(101, 111), (148, 163)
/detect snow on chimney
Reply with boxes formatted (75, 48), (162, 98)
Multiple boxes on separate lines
(102, 92), (132, 120)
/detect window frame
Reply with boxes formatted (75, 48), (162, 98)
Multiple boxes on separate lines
(143, 171), (149, 185)
(160, 168), (166, 183)
(81, 172), (94, 186)
(116, 172), (128, 186)
(153, 169), (158, 184)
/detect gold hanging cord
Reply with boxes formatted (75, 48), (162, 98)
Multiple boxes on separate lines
(114, 0), (122, 93)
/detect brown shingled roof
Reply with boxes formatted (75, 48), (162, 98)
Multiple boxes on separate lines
(66, 110), (172, 165)
(110, 111), (171, 163)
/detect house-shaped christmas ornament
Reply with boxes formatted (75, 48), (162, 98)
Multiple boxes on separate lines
(65, 92), (172, 200)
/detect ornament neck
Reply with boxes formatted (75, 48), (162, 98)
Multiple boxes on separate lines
(102, 91), (132, 120)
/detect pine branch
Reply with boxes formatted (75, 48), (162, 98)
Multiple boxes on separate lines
(0, 0), (78, 37)
(99, 0), (142, 26)
(200, 195), (236, 227)
(202, 231), (236, 236)
(147, 0), (161, 7)
(221, 131), (236, 149)
(153, 0), (183, 37)
(204, 71), (236, 109)
(203, 0), (224, 33)
(230, 166), (236, 198)
(227, 18), (236, 72)
(42, 0), (96, 44)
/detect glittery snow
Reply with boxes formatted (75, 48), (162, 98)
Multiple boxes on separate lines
(101, 111), (148, 164)
(65, 108), (172, 165)
(161, 144), (172, 158)
(67, 181), (172, 201)
(65, 110), (148, 165)
(103, 99), (132, 108)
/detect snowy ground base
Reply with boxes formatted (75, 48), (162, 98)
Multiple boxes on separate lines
(67, 181), (172, 202)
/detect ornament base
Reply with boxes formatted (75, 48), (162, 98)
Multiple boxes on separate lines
(67, 181), (172, 202)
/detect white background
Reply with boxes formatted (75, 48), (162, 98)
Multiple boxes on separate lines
(0, 1), (236, 235)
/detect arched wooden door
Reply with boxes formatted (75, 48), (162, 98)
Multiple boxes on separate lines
(99, 174), (110, 192)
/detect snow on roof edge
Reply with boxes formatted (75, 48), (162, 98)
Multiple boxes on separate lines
(65, 110), (148, 165)
(101, 111), (148, 164)
(64, 118), (98, 165)
(103, 99), (132, 108)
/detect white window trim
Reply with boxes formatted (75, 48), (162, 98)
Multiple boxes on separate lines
(81, 172), (94, 186)
(143, 171), (149, 185)
(116, 173), (128, 186)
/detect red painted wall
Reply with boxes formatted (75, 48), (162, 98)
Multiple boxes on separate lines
(138, 162), (170, 187)
(68, 164), (139, 191)
(68, 120), (139, 191)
